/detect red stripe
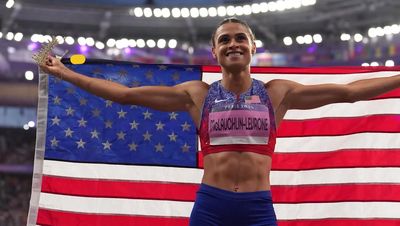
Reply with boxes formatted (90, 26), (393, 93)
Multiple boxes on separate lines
(202, 65), (400, 74)
(272, 184), (400, 203)
(278, 219), (400, 226)
(42, 175), (400, 203)
(37, 208), (189, 226)
(41, 175), (198, 201)
(278, 115), (400, 137)
(272, 149), (400, 170)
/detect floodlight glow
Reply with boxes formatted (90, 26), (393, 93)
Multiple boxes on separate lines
(385, 60), (395, 67)
(143, 8), (152, 17)
(77, 37), (86, 46)
(14, 32), (23, 41)
(161, 8), (170, 18)
(361, 63), (369, 67)
(370, 62), (379, 66)
(255, 40), (263, 48)
(208, 7), (217, 17)
(304, 34), (313, 44)
(340, 33), (351, 41)
(6, 32), (14, 40)
(251, 3), (261, 14)
(86, 37), (95, 46)
(128, 39), (136, 47)
(134, 7), (143, 17)
(313, 34), (322, 43)
(28, 121), (35, 127)
(106, 38), (116, 47)
(199, 7), (208, 17)
(172, 8), (181, 18)
(168, 39), (177, 48)
(25, 71), (34, 80)
(296, 36), (305, 44)
(56, 36), (64, 44)
(153, 8), (162, 17)
(217, 6), (227, 17)
(234, 6), (244, 16)
(157, 39), (166, 48)
(6, 0), (14, 8)
(260, 2), (269, 13)
(181, 8), (190, 18)
(354, 33), (363, 42)
(136, 39), (145, 48)
(146, 39), (156, 48)
(283, 36), (293, 46)
(190, 8), (199, 18)
(268, 1), (277, 12)
(95, 41), (105, 49)
(226, 5), (235, 16)
(65, 36), (75, 45)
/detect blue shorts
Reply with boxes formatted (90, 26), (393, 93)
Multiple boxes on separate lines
(189, 183), (277, 226)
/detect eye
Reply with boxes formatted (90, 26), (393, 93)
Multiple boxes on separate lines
(236, 34), (247, 42)
(218, 35), (229, 44)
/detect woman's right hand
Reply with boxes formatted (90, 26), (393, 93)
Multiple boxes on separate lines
(39, 56), (69, 79)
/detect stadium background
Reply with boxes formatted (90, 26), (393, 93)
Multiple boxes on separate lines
(1, 0), (400, 225)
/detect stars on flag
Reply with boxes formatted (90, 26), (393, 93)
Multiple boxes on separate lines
(169, 112), (178, 120)
(155, 121), (165, 131)
(117, 131), (126, 140)
(64, 128), (74, 137)
(181, 121), (191, 131)
(66, 107), (75, 116)
(143, 131), (152, 141)
(102, 140), (112, 151)
(51, 116), (61, 126)
(143, 110), (152, 119)
(130, 120), (139, 130)
(76, 139), (86, 149)
(53, 96), (62, 105)
(45, 62), (199, 167)
(90, 129), (100, 139)
(117, 109), (127, 118)
(50, 137), (59, 147)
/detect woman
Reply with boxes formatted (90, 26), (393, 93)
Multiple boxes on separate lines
(40, 18), (400, 226)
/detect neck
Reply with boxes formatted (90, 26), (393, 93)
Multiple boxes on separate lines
(220, 67), (252, 95)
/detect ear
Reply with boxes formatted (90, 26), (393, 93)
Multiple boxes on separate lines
(211, 47), (217, 59)
(251, 42), (256, 55)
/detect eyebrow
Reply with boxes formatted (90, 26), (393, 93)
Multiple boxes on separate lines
(217, 32), (248, 40)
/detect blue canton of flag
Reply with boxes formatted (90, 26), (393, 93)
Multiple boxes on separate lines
(45, 60), (200, 167)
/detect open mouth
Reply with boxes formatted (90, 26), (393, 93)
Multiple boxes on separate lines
(225, 52), (243, 56)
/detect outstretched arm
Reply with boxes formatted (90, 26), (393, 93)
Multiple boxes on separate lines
(267, 74), (400, 125)
(39, 56), (207, 112)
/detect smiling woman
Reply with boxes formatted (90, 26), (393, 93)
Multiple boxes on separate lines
(37, 17), (400, 226)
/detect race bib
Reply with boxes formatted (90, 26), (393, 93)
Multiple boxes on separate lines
(209, 102), (270, 145)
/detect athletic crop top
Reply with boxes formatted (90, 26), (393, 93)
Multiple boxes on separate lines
(198, 79), (277, 157)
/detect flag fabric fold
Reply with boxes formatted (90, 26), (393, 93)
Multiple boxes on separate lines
(28, 60), (400, 226)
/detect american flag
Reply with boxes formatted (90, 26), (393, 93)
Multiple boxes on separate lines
(28, 61), (400, 226)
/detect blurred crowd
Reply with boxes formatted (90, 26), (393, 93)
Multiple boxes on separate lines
(0, 128), (35, 226)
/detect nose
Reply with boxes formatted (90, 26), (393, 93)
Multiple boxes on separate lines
(228, 39), (239, 49)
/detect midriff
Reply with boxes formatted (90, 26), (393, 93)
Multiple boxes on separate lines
(201, 151), (272, 192)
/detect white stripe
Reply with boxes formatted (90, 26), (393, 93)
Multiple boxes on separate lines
(43, 160), (400, 186)
(271, 167), (400, 185)
(39, 193), (193, 217)
(285, 99), (400, 119)
(38, 192), (400, 219)
(43, 160), (203, 183)
(210, 136), (267, 145)
(275, 201), (400, 220)
(276, 132), (400, 153)
(202, 71), (400, 85)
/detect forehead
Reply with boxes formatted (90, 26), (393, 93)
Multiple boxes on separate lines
(214, 22), (251, 38)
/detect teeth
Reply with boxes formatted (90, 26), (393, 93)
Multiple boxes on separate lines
(228, 52), (241, 56)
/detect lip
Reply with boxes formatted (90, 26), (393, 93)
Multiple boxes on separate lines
(225, 51), (243, 56)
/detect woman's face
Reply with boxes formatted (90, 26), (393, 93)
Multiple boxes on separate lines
(212, 22), (256, 72)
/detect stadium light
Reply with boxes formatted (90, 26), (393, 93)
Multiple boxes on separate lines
(14, 32), (23, 42)
(385, 60), (395, 67)
(6, 0), (14, 8)
(95, 41), (105, 49)
(65, 36), (75, 45)
(25, 71), (34, 80)
(172, 8), (181, 18)
(161, 8), (170, 18)
(208, 7), (217, 17)
(106, 38), (116, 47)
(283, 37), (293, 46)
(143, 8), (152, 17)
